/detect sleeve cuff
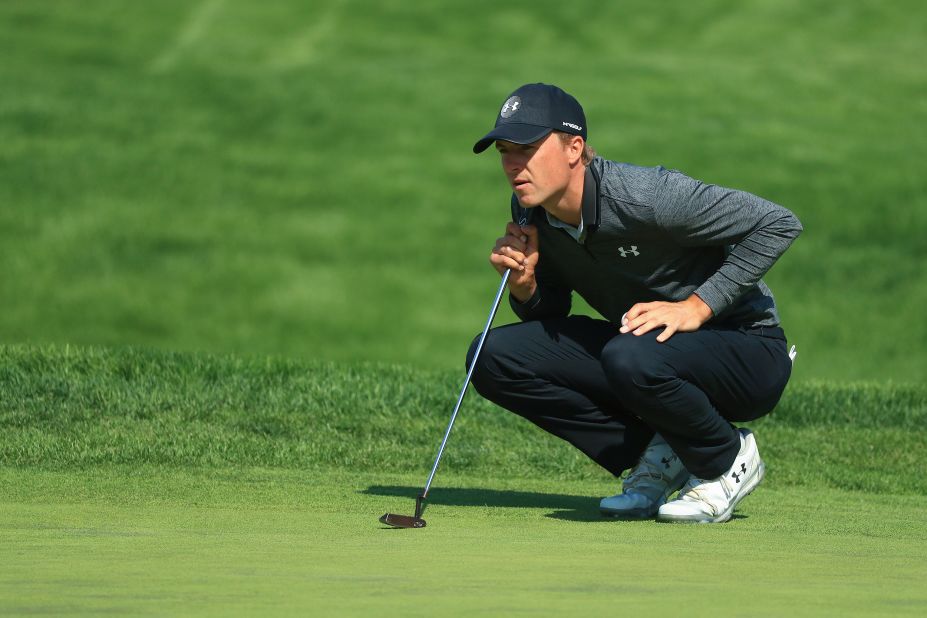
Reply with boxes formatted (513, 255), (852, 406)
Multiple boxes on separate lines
(509, 287), (542, 320)
(693, 279), (732, 317)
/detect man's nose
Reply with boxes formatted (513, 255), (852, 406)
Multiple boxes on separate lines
(503, 154), (523, 174)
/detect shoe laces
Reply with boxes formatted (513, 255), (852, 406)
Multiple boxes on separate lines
(678, 474), (732, 504)
(624, 447), (675, 490)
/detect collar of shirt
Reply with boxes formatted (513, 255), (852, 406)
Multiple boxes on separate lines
(546, 209), (584, 242)
(543, 165), (599, 244)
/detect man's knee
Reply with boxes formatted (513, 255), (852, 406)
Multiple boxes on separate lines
(600, 334), (667, 400)
(465, 332), (482, 373)
(464, 330), (505, 399)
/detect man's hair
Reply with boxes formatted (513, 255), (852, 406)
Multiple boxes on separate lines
(557, 131), (596, 166)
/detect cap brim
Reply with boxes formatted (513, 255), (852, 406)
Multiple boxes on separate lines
(472, 124), (553, 154)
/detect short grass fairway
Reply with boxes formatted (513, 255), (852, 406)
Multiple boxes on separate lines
(2, 346), (927, 616)
(0, 470), (927, 616)
(2, 469), (926, 617)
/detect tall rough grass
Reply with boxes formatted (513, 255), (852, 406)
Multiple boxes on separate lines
(2, 345), (924, 494)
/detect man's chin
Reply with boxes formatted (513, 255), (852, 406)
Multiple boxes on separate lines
(513, 192), (543, 208)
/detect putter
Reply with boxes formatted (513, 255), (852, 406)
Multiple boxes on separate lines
(379, 268), (512, 529)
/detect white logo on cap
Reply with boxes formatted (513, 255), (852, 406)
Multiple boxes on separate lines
(562, 121), (582, 131)
(500, 96), (521, 119)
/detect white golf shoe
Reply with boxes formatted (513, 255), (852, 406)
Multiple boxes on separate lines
(600, 433), (688, 519)
(657, 428), (765, 524)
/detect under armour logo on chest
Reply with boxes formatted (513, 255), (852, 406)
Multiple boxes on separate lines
(618, 246), (640, 258)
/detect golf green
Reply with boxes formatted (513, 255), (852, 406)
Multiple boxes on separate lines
(2, 468), (925, 616)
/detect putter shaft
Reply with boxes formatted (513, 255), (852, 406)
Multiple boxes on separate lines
(420, 269), (511, 504)
(382, 211), (530, 528)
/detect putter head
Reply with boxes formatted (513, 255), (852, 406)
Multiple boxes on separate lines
(379, 495), (427, 528)
(379, 513), (426, 528)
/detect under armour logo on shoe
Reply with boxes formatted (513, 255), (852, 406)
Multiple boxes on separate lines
(618, 246), (640, 258)
(661, 457), (673, 469)
(731, 463), (747, 483)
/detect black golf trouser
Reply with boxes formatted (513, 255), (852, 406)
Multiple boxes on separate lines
(465, 315), (793, 480)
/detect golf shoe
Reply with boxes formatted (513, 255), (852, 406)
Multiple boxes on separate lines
(600, 433), (688, 519)
(657, 428), (765, 524)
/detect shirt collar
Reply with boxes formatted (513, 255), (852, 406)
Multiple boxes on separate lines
(547, 165), (600, 243)
(546, 209), (584, 242)
(581, 163), (600, 237)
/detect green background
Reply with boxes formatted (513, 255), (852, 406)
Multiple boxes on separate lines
(2, 2), (926, 616)
(2, 0), (925, 381)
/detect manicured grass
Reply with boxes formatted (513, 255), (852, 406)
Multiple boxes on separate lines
(1, 346), (925, 615)
(2, 468), (926, 617)
(1, 1), (926, 381)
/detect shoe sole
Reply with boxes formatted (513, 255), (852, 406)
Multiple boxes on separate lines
(600, 504), (659, 519)
(657, 459), (766, 524)
(600, 470), (689, 520)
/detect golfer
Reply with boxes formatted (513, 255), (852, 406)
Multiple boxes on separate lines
(467, 83), (802, 523)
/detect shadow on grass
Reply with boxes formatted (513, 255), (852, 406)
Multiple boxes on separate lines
(364, 485), (751, 523)
(363, 484), (613, 523)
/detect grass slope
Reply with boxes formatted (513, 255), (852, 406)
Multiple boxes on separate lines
(2, 345), (925, 494)
(1, 1), (926, 380)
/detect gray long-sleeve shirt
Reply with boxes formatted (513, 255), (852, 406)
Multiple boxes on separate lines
(510, 156), (803, 328)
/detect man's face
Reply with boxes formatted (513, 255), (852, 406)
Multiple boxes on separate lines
(495, 133), (572, 208)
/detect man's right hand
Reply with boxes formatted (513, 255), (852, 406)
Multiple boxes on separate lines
(490, 223), (539, 303)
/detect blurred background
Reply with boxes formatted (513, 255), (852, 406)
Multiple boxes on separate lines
(1, 0), (924, 382)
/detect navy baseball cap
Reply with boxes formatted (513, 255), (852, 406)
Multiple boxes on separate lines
(473, 83), (587, 154)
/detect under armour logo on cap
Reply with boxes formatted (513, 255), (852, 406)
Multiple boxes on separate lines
(500, 96), (521, 119)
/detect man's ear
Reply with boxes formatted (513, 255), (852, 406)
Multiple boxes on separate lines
(567, 136), (584, 166)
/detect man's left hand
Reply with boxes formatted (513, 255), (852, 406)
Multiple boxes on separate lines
(619, 295), (714, 343)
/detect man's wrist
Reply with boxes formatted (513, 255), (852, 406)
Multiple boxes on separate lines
(685, 293), (714, 323)
(510, 281), (537, 303)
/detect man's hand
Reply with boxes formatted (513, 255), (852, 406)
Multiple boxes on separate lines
(490, 223), (539, 302)
(619, 295), (714, 342)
